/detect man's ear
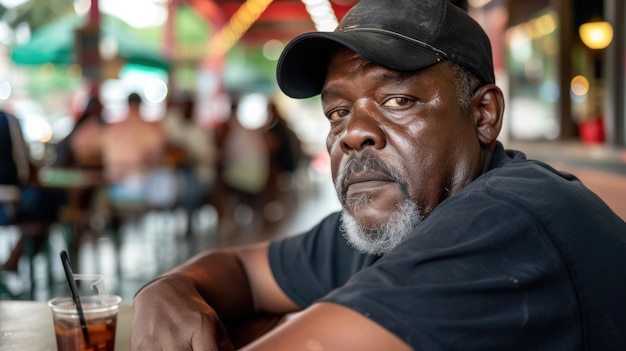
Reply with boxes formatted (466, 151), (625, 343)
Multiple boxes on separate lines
(470, 84), (504, 145)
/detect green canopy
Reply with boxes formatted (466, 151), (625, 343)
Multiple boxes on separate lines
(10, 14), (77, 65)
(10, 14), (169, 69)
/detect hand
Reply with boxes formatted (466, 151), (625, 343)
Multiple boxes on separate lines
(131, 275), (235, 351)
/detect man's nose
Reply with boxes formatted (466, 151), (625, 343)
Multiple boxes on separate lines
(340, 104), (386, 153)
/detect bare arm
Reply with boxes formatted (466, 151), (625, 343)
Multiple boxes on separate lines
(131, 241), (300, 350)
(241, 302), (411, 351)
(237, 243), (410, 350)
(131, 241), (409, 350)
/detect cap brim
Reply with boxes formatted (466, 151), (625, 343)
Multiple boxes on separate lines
(277, 30), (442, 99)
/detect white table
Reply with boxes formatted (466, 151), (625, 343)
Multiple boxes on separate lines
(0, 300), (132, 351)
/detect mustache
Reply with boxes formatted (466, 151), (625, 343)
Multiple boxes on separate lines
(336, 157), (410, 202)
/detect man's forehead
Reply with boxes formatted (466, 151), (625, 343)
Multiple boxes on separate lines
(326, 48), (440, 82)
(328, 47), (371, 68)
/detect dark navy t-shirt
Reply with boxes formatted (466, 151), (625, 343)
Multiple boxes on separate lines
(269, 144), (626, 350)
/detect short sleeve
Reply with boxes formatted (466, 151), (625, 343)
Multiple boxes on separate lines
(320, 192), (582, 350)
(269, 211), (379, 308)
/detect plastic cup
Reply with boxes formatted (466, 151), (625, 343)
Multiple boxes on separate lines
(48, 294), (122, 351)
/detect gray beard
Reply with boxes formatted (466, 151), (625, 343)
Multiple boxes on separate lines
(340, 199), (423, 255)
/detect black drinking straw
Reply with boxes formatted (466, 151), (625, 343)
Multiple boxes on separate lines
(60, 250), (90, 346)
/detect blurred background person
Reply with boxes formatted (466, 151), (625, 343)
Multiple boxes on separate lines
(100, 92), (168, 208)
(0, 110), (66, 276)
(54, 95), (105, 170)
(51, 95), (106, 228)
(163, 92), (217, 235)
(214, 94), (271, 232)
(101, 92), (166, 185)
(263, 100), (305, 224)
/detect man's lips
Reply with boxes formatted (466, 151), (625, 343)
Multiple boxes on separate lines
(347, 180), (394, 192)
(344, 172), (395, 193)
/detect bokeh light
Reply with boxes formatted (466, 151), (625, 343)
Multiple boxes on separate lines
(579, 21), (614, 50)
(262, 39), (284, 61)
(144, 79), (168, 104)
(237, 93), (268, 130)
(0, 82), (11, 100)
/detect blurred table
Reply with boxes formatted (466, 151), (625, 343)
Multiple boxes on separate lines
(38, 166), (106, 271)
(38, 166), (105, 220)
(38, 166), (105, 211)
(0, 300), (132, 351)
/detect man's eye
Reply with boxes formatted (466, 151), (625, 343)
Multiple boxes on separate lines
(327, 109), (349, 122)
(383, 97), (413, 107)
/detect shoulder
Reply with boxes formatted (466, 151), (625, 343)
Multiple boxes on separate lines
(462, 149), (624, 232)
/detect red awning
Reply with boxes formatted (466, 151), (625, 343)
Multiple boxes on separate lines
(188, 0), (356, 44)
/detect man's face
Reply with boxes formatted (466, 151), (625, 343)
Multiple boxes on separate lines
(322, 49), (484, 253)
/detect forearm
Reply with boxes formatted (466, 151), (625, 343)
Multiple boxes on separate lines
(158, 249), (256, 319)
(132, 258), (238, 351)
(132, 243), (292, 350)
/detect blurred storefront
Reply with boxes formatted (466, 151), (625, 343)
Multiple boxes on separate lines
(604, 0), (625, 146)
(494, 0), (625, 146)
(3, 0), (625, 155)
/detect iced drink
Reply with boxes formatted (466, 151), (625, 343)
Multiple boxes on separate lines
(48, 295), (122, 351)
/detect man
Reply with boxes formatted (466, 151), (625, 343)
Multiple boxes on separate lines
(0, 110), (66, 292)
(131, 0), (626, 350)
(101, 92), (174, 207)
(101, 92), (166, 184)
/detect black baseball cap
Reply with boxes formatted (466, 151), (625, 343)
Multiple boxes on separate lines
(276, 0), (495, 99)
